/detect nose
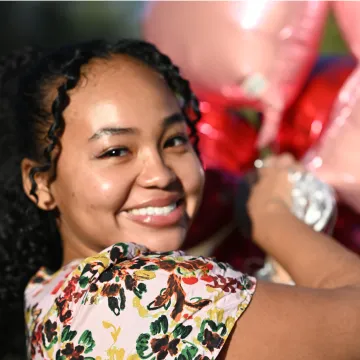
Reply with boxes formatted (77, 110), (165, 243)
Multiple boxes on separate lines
(137, 152), (177, 189)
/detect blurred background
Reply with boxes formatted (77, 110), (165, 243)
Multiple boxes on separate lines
(0, 1), (349, 56)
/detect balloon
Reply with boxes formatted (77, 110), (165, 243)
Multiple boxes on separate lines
(303, 63), (360, 214)
(186, 57), (360, 276)
(277, 55), (356, 158)
(198, 102), (259, 176)
(333, 2), (360, 58)
(142, 1), (329, 148)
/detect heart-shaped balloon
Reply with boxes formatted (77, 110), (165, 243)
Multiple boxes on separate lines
(142, 1), (329, 148)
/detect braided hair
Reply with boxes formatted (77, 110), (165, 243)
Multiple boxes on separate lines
(0, 39), (201, 358)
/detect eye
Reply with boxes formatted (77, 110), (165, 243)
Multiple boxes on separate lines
(164, 134), (189, 149)
(99, 147), (129, 159)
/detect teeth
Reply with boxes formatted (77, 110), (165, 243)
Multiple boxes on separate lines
(128, 203), (177, 216)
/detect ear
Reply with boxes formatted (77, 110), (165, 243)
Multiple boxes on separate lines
(21, 158), (57, 211)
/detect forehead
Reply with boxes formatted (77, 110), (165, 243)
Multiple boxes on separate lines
(63, 55), (180, 129)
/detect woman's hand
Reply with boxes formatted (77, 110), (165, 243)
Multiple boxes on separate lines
(247, 153), (304, 246)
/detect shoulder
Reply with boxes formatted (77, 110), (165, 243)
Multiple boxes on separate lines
(25, 242), (256, 359)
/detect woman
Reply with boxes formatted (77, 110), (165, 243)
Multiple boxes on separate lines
(1, 40), (360, 360)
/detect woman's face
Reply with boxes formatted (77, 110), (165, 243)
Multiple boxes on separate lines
(40, 56), (204, 261)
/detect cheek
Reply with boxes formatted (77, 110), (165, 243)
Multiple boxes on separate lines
(52, 160), (132, 215)
(174, 153), (204, 202)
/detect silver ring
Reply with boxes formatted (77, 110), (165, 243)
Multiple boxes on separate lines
(288, 169), (336, 232)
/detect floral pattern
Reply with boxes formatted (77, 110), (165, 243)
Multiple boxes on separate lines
(25, 242), (256, 359)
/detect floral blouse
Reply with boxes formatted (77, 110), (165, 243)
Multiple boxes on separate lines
(25, 242), (256, 360)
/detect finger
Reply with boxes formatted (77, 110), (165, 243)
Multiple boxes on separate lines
(256, 155), (301, 178)
(276, 153), (296, 168)
(262, 155), (276, 167)
(258, 153), (296, 170)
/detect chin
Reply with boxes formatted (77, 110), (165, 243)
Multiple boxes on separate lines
(142, 229), (187, 253)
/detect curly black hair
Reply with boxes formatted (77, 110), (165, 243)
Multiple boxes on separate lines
(0, 39), (201, 359)
(0, 45), (47, 360)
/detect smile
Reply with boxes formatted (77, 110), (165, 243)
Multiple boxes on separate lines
(127, 203), (177, 216)
(123, 200), (185, 228)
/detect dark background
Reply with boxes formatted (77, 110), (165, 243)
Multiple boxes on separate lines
(0, 1), (143, 54)
(0, 1), (350, 56)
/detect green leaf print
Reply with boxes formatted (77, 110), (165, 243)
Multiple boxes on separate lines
(143, 265), (159, 271)
(61, 326), (77, 342)
(79, 275), (89, 289)
(134, 282), (147, 299)
(136, 333), (154, 359)
(150, 315), (168, 335)
(199, 320), (227, 338)
(79, 330), (96, 354)
(136, 316), (197, 360)
(42, 333), (59, 351)
(173, 324), (192, 339)
(176, 343), (198, 360)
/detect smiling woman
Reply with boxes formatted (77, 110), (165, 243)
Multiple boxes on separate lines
(20, 53), (204, 263)
(1, 40), (360, 360)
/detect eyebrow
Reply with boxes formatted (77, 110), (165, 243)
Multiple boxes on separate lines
(88, 112), (185, 142)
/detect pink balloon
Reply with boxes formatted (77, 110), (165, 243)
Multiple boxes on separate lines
(142, 1), (329, 148)
(303, 66), (360, 214)
(333, 2), (360, 59)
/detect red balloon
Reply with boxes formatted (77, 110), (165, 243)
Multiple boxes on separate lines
(187, 57), (360, 272)
(277, 55), (360, 258)
(183, 102), (260, 260)
(198, 102), (259, 176)
(277, 56), (356, 158)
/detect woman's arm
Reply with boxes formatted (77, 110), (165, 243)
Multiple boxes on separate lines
(218, 154), (360, 359)
(220, 281), (360, 360)
(254, 203), (360, 288)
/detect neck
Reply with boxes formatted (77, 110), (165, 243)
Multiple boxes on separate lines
(59, 224), (103, 267)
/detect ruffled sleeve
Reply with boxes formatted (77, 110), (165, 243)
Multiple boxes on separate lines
(26, 242), (256, 359)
